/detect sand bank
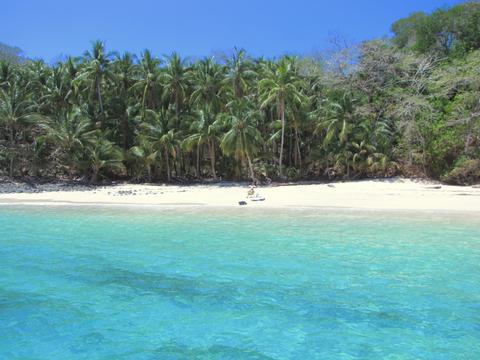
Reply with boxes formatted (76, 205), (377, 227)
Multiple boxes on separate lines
(0, 178), (479, 212)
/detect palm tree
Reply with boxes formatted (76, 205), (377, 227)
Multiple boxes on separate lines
(113, 52), (138, 96)
(0, 85), (39, 176)
(110, 53), (138, 150)
(132, 49), (161, 119)
(315, 95), (356, 149)
(312, 93), (359, 177)
(139, 109), (178, 182)
(25, 60), (50, 101)
(219, 98), (263, 180)
(351, 140), (387, 176)
(162, 52), (190, 125)
(63, 56), (80, 102)
(259, 56), (304, 178)
(225, 48), (256, 99)
(128, 134), (159, 181)
(0, 61), (16, 90)
(183, 108), (220, 178)
(83, 134), (125, 183)
(40, 107), (96, 178)
(158, 129), (178, 182)
(190, 58), (225, 113)
(75, 41), (114, 119)
(40, 64), (72, 116)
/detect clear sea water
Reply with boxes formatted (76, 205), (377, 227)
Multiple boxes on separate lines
(0, 206), (479, 359)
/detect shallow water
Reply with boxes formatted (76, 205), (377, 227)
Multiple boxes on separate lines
(1, 206), (479, 359)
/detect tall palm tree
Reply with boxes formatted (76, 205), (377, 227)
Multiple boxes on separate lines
(110, 53), (138, 150)
(158, 129), (178, 182)
(162, 52), (190, 125)
(315, 94), (356, 149)
(113, 52), (138, 96)
(219, 98), (263, 180)
(225, 48), (256, 99)
(75, 40), (114, 119)
(313, 93), (359, 177)
(40, 64), (72, 116)
(132, 49), (161, 119)
(190, 58), (225, 113)
(183, 108), (220, 178)
(139, 109), (178, 182)
(259, 56), (304, 177)
(64, 56), (80, 100)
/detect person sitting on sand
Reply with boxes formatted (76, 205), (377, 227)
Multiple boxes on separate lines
(246, 185), (265, 201)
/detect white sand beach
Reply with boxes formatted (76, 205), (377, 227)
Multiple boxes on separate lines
(0, 178), (479, 212)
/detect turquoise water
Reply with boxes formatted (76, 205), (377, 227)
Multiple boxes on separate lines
(1, 206), (479, 359)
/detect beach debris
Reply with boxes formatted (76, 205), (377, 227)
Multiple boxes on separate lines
(426, 185), (442, 189)
(327, 184), (335, 188)
(238, 201), (247, 205)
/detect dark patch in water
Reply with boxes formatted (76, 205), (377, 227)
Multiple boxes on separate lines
(152, 342), (276, 360)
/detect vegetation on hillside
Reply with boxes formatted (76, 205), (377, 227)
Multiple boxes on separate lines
(1, 2), (479, 184)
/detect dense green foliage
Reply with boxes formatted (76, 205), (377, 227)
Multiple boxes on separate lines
(391, 2), (480, 55)
(1, 2), (479, 184)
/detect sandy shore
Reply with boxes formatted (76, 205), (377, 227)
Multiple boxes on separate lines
(0, 178), (479, 212)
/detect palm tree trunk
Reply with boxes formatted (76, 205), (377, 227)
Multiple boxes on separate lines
(147, 166), (152, 182)
(122, 115), (128, 150)
(142, 83), (148, 119)
(209, 140), (216, 179)
(279, 98), (286, 178)
(408, 142), (413, 165)
(196, 145), (200, 178)
(175, 91), (180, 127)
(165, 149), (171, 182)
(9, 156), (14, 178)
(246, 152), (255, 182)
(464, 129), (472, 155)
(173, 156), (178, 177)
(295, 128), (302, 169)
(91, 168), (98, 184)
(184, 153), (191, 177)
(69, 166), (75, 181)
(96, 77), (104, 114)
(8, 128), (15, 177)
(288, 127), (292, 167)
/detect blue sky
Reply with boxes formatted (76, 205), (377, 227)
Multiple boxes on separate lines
(2, 0), (464, 61)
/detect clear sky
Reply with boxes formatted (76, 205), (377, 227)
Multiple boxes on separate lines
(2, 0), (465, 62)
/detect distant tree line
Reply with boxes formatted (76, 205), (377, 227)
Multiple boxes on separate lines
(1, 1), (479, 184)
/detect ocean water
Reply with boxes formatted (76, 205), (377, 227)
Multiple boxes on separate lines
(0, 206), (479, 360)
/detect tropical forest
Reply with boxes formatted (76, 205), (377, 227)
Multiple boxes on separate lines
(1, 1), (479, 184)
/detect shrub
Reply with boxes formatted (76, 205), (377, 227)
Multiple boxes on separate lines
(441, 158), (480, 185)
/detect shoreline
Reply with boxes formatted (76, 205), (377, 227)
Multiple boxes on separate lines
(1, 178), (480, 212)
(0, 200), (480, 215)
